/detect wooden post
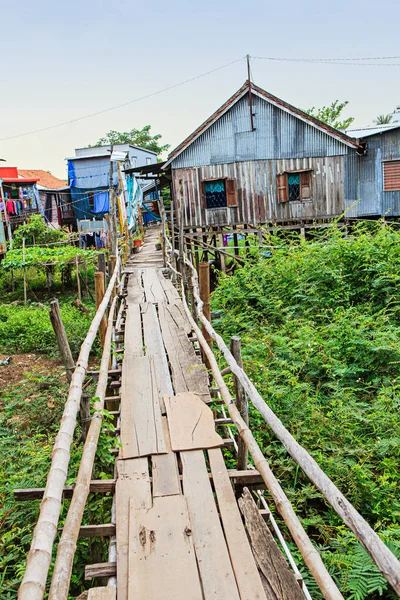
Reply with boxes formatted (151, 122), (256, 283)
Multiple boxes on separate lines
(75, 255), (81, 301)
(218, 233), (226, 274)
(233, 232), (239, 257)
(159, 193), (167, 268)
(171, 200), (177, 282)
(95, 272), (107, 348)
(97, 253), (107, 285)
(108, 149), (118, 255)
(199, 262), (212, 366)
(230, 336), (248, 471)
(110, 255), (117, 299)
(22, 237), (27, 305)
(49, 299), (75, 383)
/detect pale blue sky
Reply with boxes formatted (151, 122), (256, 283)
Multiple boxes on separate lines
(1, 0), (399, 177)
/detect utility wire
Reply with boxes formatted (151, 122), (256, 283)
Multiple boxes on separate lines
(254, 55), (400, 66)
(0, 57), (245, 143)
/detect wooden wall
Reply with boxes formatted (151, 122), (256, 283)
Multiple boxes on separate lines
(172, 156), (346, 228)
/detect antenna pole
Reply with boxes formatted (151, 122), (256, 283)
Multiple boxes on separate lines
(246, 55), (255, 132)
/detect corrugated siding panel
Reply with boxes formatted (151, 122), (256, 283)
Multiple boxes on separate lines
(173, 156), (345, 228)
(171, 95), (349, 169)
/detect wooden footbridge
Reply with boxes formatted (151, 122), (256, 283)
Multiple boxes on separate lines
(15, 226), (400, 600)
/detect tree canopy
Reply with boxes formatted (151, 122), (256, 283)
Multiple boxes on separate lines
(374, 114), (393, 125)
(306, 100), (354, 130)
(89, 125), (170, 156)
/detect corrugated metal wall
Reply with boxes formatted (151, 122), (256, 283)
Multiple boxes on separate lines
(173, 156), (346, 228)
(172, 94), (349, 170)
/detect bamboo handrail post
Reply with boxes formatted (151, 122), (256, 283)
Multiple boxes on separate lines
(49, 299), (75, 384)
(48, 297), (118, 600)
(94, 272), (107, 348)
(75, 255), (81, 301)
(18, 254), (120, 600)
(230, 336), (248, 471)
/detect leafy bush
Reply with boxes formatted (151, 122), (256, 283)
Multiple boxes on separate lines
(1, 246), (99, 271)
(0, 299), (97, 357)
(211, 221), (400, 598)
(12, 215), (68, 248)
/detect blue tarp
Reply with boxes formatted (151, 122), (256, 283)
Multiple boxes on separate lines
(93, 191), (110, 213)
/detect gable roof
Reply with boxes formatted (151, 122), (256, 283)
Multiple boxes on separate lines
(19, 169), (68, 190)
(346, 122), (400, 139)
(165, 81), (360, 167)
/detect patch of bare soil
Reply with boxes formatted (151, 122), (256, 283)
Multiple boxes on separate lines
(0, 353), (63, 390)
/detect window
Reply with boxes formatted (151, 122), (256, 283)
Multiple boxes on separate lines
(383, 160), (400, 191)
(146, 157), (152, 165)
(276, 171), (312, 203)
(202, 178), (238, 210)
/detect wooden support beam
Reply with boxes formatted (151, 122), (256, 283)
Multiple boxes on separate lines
(230, 336), (248, 471)
(49, 299), (75, 384)
(58, 523), (115, 538)
(85, 562), (116, 580)
(95, 272), (107, 348)
(14, 470), (264, 501)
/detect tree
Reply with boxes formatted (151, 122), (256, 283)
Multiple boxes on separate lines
(374, 114), (393, 125)
(89, 125), (170, 156)
(306, 100), (354, 130)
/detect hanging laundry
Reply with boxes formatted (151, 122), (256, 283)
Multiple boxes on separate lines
(93, 191), (110, 214)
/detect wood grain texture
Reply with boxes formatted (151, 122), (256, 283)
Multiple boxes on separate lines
(128, 495), (203, 600)
(142, 267), (167, 303)
(88, 587), (116, 599)
(124, 303), (143, 357)
(238, 488), (305, 600)
(158, 302), (210, 401)
(120, 355), (166, 458)
(127, 270), (145, 304)
(116, 458), (151, 600)
(157, 272), (181, 305)
(181, 450), (240, 600)
(165, 393), (223, 451)
(208, 449), (266, 600)
(151, 416), (181, 497)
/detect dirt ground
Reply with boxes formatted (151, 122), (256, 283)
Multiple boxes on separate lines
(0, 352), (63, 390)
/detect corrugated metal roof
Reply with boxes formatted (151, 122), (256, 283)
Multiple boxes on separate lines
(165, 81), (360, 168)
(346, 123), (400, 138)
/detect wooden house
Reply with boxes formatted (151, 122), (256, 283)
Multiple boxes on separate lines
(163, 81), (363, 231)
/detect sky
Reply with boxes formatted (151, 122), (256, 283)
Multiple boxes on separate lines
(0, 0), (400, 178)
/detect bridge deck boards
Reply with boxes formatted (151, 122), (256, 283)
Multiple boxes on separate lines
(116, 243), (266, 599)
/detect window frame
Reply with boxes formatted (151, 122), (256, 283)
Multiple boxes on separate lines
(200, 177), (239, 210)
(382, 159), (400, 192)
(276, 169), (313, 204)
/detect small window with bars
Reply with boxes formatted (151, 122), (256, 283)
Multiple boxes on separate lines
(201, 178), (238, 210)
(383, 161), (400, 191)
(276, 171), (313, 203)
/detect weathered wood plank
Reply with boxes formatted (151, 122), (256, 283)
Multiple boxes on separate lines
(142, 267), (167, 303)
(151, 416), (181, 497)
(165, 392), (223, 451)
(157, 271), (181, 305)
(181, 450), (240, 599)
(124, 303), (143, 356)
(128, 495), (203, 600)
(88, 586), (116, 599)
(141, 302), (174, 412)
(158, 302), (210, 401)
(85, 562), (116, 580)
(208, 449), (266, 600)
(120, 355), (166, 458)
(238, 487), (305, 600)
(127, 269), (145, 304)
(116, 458), (151, 600)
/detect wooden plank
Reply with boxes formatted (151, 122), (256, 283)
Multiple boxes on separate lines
(158, 303), (210, 402)
(120, 355), (166, 458)
(141, 302), (174, 411)
(142, 267), (167, 303)
(116, 458), (151, 600)
(208, 449), (266, 600)
(151, 416), (181, 497)
(128, 495), (203, 600)
(238, 487), (305, 600)
(127, 269), (145, 304)
(124, 303), (143, 356)
(165, 392), (223, 451)
(157, 271), (181, 305)
(181, 450), (240, 599)
(85, 562), (116, 580)
(88, 586), (116, 599)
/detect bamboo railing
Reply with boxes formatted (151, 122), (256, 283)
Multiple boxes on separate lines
(165, 231), (400, 598)
(18, 253), (121, 600)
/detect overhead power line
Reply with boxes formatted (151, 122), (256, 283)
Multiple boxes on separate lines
(253, 55), (400, 66)
(0, 57), (246, 143)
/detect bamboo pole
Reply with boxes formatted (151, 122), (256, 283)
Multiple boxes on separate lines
(48, 297), (117, 600)
(97, 253), (107, 286)
(94, 272), (107, 348)
(230, 336), (248, 471)
(178, 283), (343, 600)
(49, 299), (75, 383)
(18, 254), (120, 600)
(75, 255), (81, 301)
(22, 237), (27, 305)
(183, 258), (400, 596)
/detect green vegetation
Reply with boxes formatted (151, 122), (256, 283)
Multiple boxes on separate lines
(89, 124), (170, 156)
(211, 222), (400, 598)
(306, 100), (354, 130)
(12, 214), (68, 248)
(1, 246), (99, 271)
